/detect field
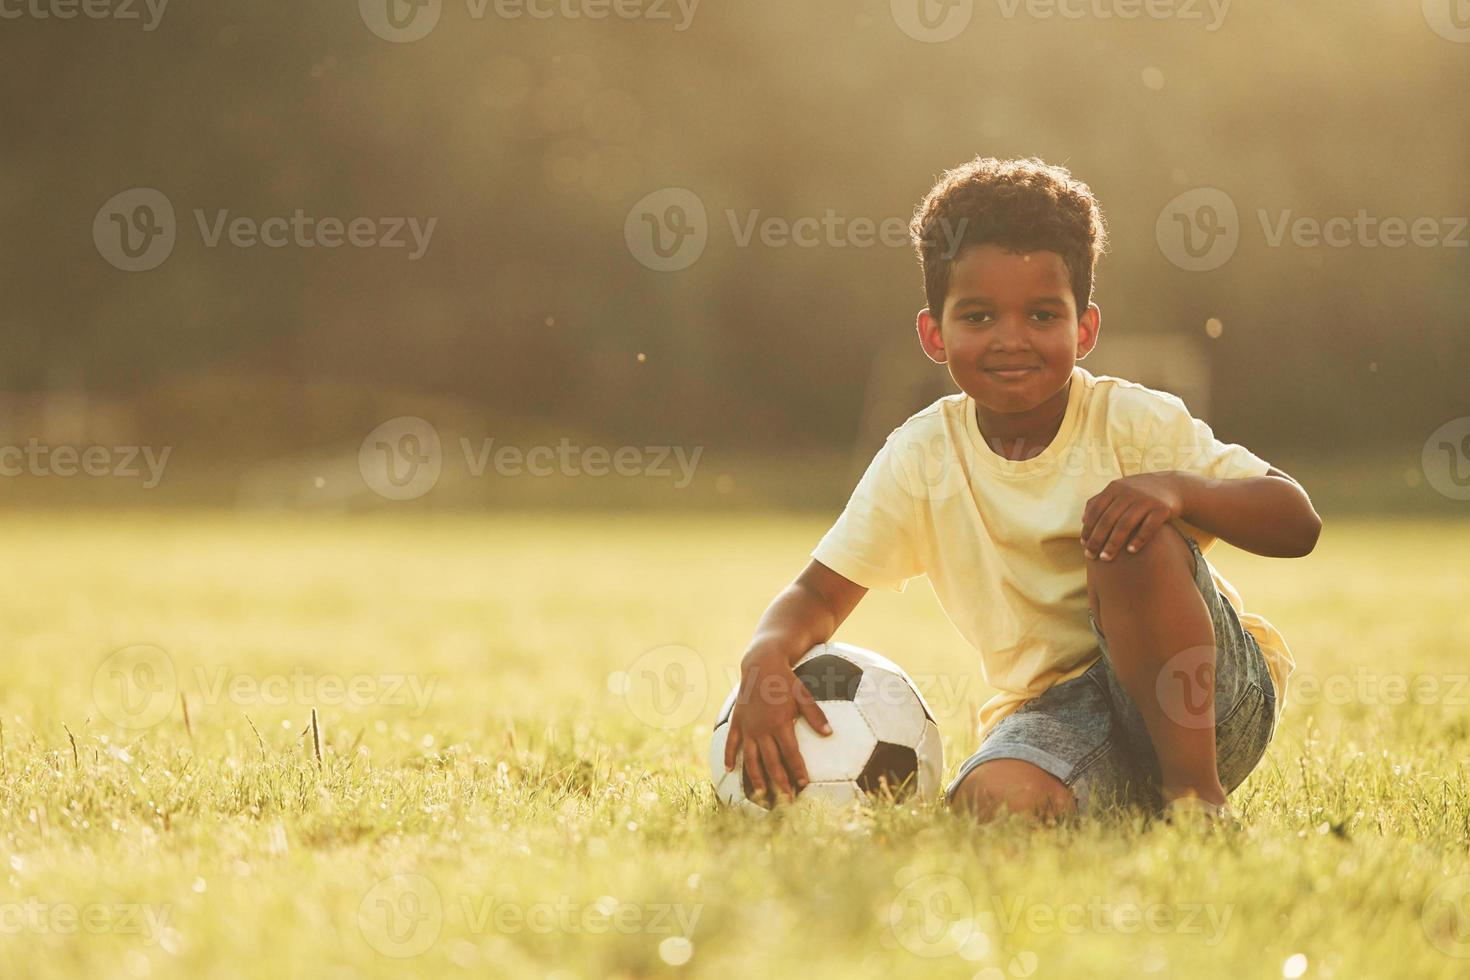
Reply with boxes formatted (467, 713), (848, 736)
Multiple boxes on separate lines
(1, 511), (1468, 979)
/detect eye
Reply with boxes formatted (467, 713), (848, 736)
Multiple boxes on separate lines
(962, 311), (994, 325)
(1030, 310), (1059, 323)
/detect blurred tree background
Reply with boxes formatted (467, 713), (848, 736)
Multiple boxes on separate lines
(0, 0), (1465, 508)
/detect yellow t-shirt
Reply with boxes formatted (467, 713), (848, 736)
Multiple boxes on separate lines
(811, 363), (1295, 744)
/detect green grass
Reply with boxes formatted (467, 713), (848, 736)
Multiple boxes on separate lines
(1, 512), (1468, 979)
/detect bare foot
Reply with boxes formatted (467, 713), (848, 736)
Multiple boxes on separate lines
(1161, 796), (1239, 828)
(1161, 783), (1228, 807)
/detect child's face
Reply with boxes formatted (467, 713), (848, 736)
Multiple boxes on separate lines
(916, 243), (1100, 413)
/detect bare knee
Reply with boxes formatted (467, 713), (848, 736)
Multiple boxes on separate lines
(950, 760), (1076, 823)
(1086, 522), (1196, 626)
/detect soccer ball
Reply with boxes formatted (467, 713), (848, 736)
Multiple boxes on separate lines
(708, 641), (943, 812)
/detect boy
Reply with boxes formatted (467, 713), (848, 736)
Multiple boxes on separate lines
(721, 157), (1321, 821)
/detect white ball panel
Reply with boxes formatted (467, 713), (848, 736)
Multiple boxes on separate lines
(793, 701), (878, 782)
(854, 666), (927, 747)
(708, 721), (731, 788)
(714, 764), (747, 807)
(798, 781), (863, 808)
(915, 719), (943, 797)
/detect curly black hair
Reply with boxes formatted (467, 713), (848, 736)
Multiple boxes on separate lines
(909, 156), (1108, 319)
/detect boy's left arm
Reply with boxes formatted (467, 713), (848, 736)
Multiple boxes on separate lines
(1082, 466), (1322, 561)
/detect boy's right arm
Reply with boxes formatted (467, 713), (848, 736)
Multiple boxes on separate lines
(722, 559), (868, 804)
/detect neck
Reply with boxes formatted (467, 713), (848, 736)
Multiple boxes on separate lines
(974, 377), (1072, 461)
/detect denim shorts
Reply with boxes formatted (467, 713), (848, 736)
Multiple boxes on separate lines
(945, 533), (1278, 814)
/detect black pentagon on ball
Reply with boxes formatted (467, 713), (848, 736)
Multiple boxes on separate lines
(792, 654), (863, 702)
(715, 691), (736, 728)
(856, 741), (920, 799)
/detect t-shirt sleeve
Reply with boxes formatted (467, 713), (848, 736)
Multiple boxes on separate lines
(810, 431), (926, 592)
(1122, 389), (1272, 484)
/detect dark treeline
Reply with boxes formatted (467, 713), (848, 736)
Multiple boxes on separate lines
(2, 0), (1466, 466)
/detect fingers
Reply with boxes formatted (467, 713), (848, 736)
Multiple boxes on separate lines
(741, 736), (766, 800)
(723, 718), (741, 771)
(776, 727), (809, 790)
(757, 735), (795, 801)
(1097, 504), (1147, 560)
(1082, 495), (1126, 558)
(792, 681), (833, 735)
(1125, 511), (1169, 554)
(1080, 490), (1107, 543)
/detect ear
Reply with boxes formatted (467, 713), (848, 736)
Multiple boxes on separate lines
(1075, 303), (1101, 360)
(916, 308), (946, 364)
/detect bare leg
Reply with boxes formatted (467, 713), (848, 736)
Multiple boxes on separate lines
(950, 759), (1077, 823)
(1085, 524), (1226, 806)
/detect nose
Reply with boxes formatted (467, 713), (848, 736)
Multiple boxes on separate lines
(988, 314), (1032, 350)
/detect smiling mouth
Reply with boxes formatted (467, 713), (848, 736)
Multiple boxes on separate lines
(985, 367), (1037, 381)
